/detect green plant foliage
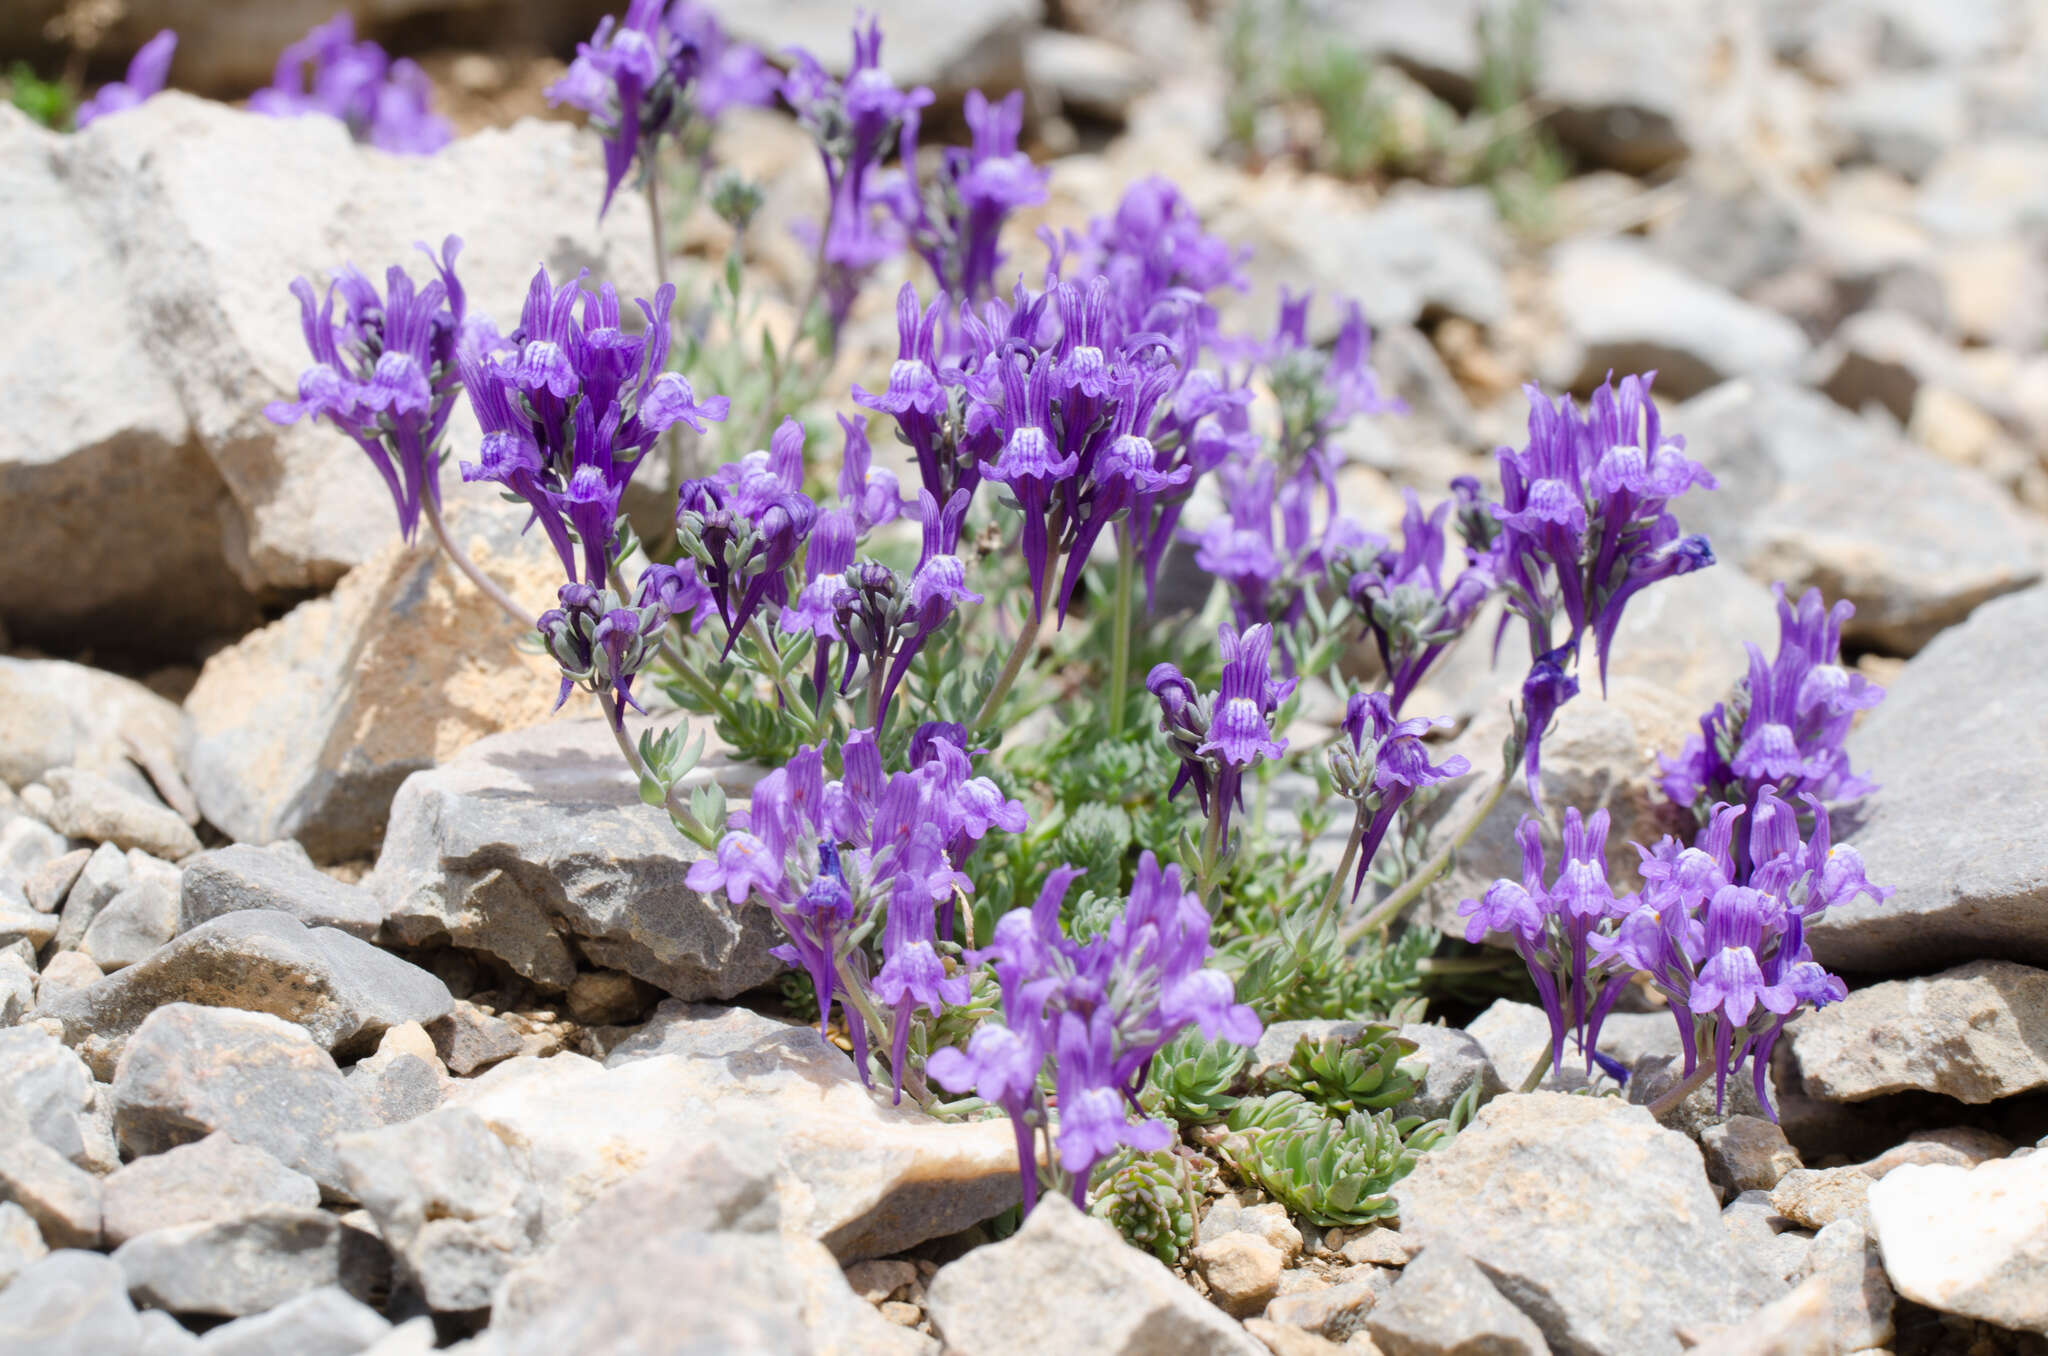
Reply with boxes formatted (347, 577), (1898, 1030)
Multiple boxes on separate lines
(1091, 1149), (1200, 1265)
(6, 63), (73, 130)
(1057, 801), (1133, 902)
(1265, 1022), (1422, 1113)
(1226, 905), (1436, 1024)
(1143, 1027), (1250, 1125)
(1222, 1092), (1450, 1227)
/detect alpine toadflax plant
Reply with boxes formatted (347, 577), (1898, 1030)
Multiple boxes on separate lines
(249, 12), (451, 154)
(74, 29), (176, 128)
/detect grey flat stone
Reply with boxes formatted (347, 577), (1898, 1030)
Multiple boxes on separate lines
(102, 1133), (320, 1248)
(1368, 1244), (1549, 1356)
(0, 1096), (101, 1248)
(180, 844), (384, 941)
(0, 1249), (143, 1354)
(78, 853), (181, 971)
(43, 768), (198, 862)
(111, 1004), (380, 1199)
(1792, 960), (2048, 1103)
(112, 1210), (349, 1318)
(0, 1026), (119, 1172)
(54, 841), (129, 952)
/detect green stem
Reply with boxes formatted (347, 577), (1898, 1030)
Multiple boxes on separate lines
(1106, 527), (1137, 739)
(597, 691), (713, 846)
(833, 959), (934, 1110)
(1339, 754), (1517, 945)
(1195, 787), (1230, 903)
(423, 493), (533, 630)
(1311, 802), (1370, 934)
(1517, 1047), (1553, 1094)
(1646, 1062), (1715, 1120)
(747, 618), (826, 741)
(657, 632), (738, 724)
(645, 154), (670, 293)
(971, 543), (1062, 735)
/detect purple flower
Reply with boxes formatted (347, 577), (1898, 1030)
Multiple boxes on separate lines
(1334, 692), (1470, 901)
(893, 88), (1048, 303)
(1518, 646), (1581, 809)
(1148, 623), (1297, 848)
(978, 354), (1078, 619)
(465, 267), (728, 587)
(1348, 488), (1500, 716)
(75, 29), (176, 128)
(266, 236), (479, 542)
(249, 13), (451, 154)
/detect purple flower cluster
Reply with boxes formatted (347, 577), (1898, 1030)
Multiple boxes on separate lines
(1347, 484), (1499, 716)
(1068, 176), (1249, 343)
(1332, 694), (1471, 901)
(459, 265), (729, 591)
(928, 853), (1261, 1210)
(249, 13), (451, 155)
(892, 89), (1049, 304)
(1460, 789), (1890, 1117)
(1599, 790), (1889, 1114)
(1149, 623), (1296, 846)
(688, 726), (1027, 1101)
(537, 571), (705, 717)
(676, 418), (822, 648)
(783, 18), (934, 339)
(1192, 446), (1374, 653)
(75, 29), (176, 129)
(1491, 376), (1718, 801)
(266, 236), (479, 542)
(548, 0), (777, 217)
(1661, 585), (1884, 836)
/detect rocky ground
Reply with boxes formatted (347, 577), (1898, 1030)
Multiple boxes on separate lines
(4, 0), (2048, 1353)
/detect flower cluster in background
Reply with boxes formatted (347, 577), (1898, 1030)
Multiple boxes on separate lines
(249, 12), (451, 154)
(74, 29), (175, 129)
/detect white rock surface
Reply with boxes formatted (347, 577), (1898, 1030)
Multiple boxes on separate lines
(1868, 1149), (2048, 1334)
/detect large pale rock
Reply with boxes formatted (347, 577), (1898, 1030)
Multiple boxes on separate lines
(375, 720), (777, 999)
(1367, 1245), (1549, 1356)
(1676, 380), (2045, 653)
(111, 1003), (382, 1197)
(0, 1201), (47, 1291)
(193, 1286), (391, 1356)
(59, 93), (656, 595)
(441, 1003), (1021, 1261)
(182, 502), (566, 862)
(112, 1211), (354, 1318)
(0, 1026), (119, 1173)
(0, 109), (258, 655)
(1390, 1093), (1779, 1355)
(1549, 238), (1811, 400)
(1794, 1218), (1893, 1350)
(928, 1195), (1263, 1355)
(0, 1250), (146, 1355)
(0, 660), (192, 806)
(180, 844), (384, 940)
(44, 909), (452, 1078)
(43, 769), (198, 862)
(1791, 960), (2048, 1103)
(337, 1107), (545, 1313)
(1868, 1150), (2048, 1335)
(101, 1133), (321, 1248)
(1806, 587), (2048, 970)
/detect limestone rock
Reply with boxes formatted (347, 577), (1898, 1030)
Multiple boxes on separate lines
(0, 1250), (145, 1355)
(1395, 1023), (1505, 1122)
(1193, 1232), (1283, 1318)
(427, 1001), (524, 1076)
(374, 720), (777, 999)
(28, 952), (102, 1015)
(696, 0), (1038, 98)
(1675, 381), (2044, 654)
(42, 768), (198, 862)
(52, 842), (129, 953)
(44, 909), (452, 1079)
(0, 1026), (119, 1173)
(1390, 1093), (1779, 1355)
(337, 1107), (545, 1313)
(111, 1004), (381, 1198)
(78, 853), (182, 972)
(1367, 1245), (1549, 1356)
(180, 844), (385, 940)
(112, 1211), (352, 1318)
(0, 950), (34, 1026)
(1767, 1167), (1872, 1232)
(23, 848), (90, 915)
(926, 1195), (1265, 1356)
(1700, 1117), (1803, 1196)
(0, 660), (193, 808)
(0, 111), (258, 656)
(448, 1003), (1020, 1261)
(1259, 1271), (1389, 1341)
(1793, 960), (2048, 1103)
(0, 1200), (47, 1291)
(1794, 1219), (1893, 1351)
(0, 1097), (101, 1249)
(182, 503), (568, 863)
(1868, 1150), (2048, 1335)
(101, 1134), (321, 1248)
(193, 1286), (391, 1356)
(1804, 589), (2048, 970)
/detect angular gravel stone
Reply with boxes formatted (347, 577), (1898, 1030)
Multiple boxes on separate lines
(0, 1200), (46, 1290)
(1868, 1151), (2048, 1335)
(0, 950), (32, 1025)
(1395, 1024), (1505, 1121)
(0, 896), (57, 953)
(138, 1310), (202, 1356)
(101, 1133), (320, 1248)
(1768, 1167), (1873, 1231)
(928, 1195), (1264, 1355)
(180, 845), (384, 941)
(24, 848), (90, 914)
(1795, 1219), (1893, 1351)
(1805, 588), (2048, 970)
(30, 951), (101, 1014)
(79, 853), (182, 971)
(1701, 1116), (1803, 1196)
(337, 1107), (545, 1313)
(54, 841), (129, 952)
(426, 1001), (525, 1077)
(0, 1250), (144, 1354)
(194, 1285), (390, 1356)
(1792, 960), (2048, 1103)
(0, 815), (69, 899)
(42, 768), (199, 862)
(1367, 1245), (1549, 1356)
(1676, 381), (2045, 654)
(1391, 1093), (1780, 1356)
(0, 1097), (101, 1248)
(112, 1210), (349, 1318)
(111, 1004), (380, 1198)
(350, 1054), (444, 1127)
(0, 1026), (118, 1173)
(44, 910), (451, 1079)
(375, 719), (777, 1000)
(1193, 1232), (1283, 1317)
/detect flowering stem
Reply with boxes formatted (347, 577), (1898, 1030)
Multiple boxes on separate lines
(1517, 1047), (1553, 1094)
(971, 544), (1062, 735)
(597, 691), (717, 849)
(832, 961), (934, 1109)
(656, 632), (740, 725)
(1339, 753), (1517, 946)
(1195, 788), (1231, 902)
(645, 160), (670, 293)
(746, 618), (827, 741)
(1106, 528), (1137, 739)
(423, 494), (534, 631)
(1645, 1062), (1715, 1120)
(1312, 803), (1371, 934)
